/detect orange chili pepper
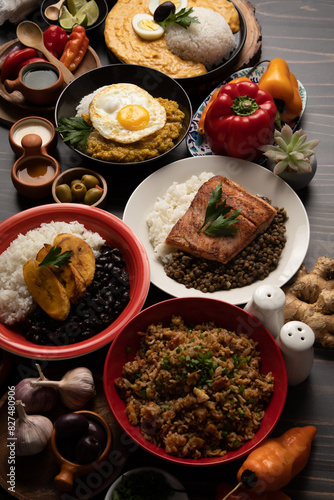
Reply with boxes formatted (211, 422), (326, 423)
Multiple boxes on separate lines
(215, 482), (291, 500)
(59, 26), (89, 72)
(236, 426), (317, 494)
(228, 76), (252, 85)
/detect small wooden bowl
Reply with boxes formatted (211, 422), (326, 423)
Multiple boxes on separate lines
(9, 116), (57, 157)
(11, 134), (61, 199)
(51, 410), (113, 492)
(52, 167), (107, 208)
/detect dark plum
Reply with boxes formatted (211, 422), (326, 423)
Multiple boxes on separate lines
(75, 435), (101, 464)
(54, 413), (89, 439)
(153, 1), (176, 22)
(87, 419), (107, 448)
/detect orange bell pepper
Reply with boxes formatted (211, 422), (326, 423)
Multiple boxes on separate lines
(258, 58), (302, 122)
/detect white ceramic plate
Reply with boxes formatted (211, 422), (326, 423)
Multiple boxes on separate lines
(187, 67), (307, 157)
(123, 156), (310, 305)
(104, 467), (189, 499)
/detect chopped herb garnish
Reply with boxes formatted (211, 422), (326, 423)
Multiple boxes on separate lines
(38, 245), (72, 268)
(56, 116), (94, 150)
(157, 7), (199, 29)
(198, 181), (241, 236)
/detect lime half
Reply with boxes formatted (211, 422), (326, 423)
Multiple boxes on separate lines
(67, 0), (88, 16)
(59, 5), (88, 29)
(76, 0), (99, 26)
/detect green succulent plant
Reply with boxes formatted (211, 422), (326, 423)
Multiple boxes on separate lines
(259, 124), (319, 175)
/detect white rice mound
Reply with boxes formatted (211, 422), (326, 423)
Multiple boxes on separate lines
(76, 85), (108, 117)
(164, 7), (237, 70)
(0, 221), (105, 325)
(146, 172), (214, 263)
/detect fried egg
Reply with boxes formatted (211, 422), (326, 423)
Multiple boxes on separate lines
(89, 83), (167, 143)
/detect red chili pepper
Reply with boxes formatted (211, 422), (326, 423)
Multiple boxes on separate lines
(43, 25), (68, 58)
(204, 81), (277, 161)
(16, 57), (47, 73)
(1, 48), (38, 83)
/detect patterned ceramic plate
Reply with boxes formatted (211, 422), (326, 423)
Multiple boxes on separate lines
(187, 67), (307, 158)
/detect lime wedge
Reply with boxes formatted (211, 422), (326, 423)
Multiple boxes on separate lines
(59, 5), (88, 29)
(67, 0), (88, 16)
(76, 0), (99, 26)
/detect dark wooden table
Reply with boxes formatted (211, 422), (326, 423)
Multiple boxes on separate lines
(0, 1), (333, 499)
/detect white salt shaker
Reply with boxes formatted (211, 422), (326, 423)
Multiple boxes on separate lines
(244, 284), (286, 339)
(278, 321), (315, 386)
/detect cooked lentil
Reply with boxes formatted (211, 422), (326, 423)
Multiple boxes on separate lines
(84, 98), (185, 163)
(21, 245), (130, 346)
(164, 206), (287, 292)
(114, 316), (274, 459)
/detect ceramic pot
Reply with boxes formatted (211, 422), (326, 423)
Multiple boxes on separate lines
(266, 154), (317, 190)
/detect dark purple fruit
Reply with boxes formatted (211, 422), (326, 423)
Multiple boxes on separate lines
(75, 435), (101, 464)
(54, 413), (89, 439)
(153, 1), (176, 22)
(56, 437), (77, 462)
(87, 420), (107, 448)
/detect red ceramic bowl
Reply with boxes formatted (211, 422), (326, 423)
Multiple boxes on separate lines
(0, 204), (150, 360)
(103, 297), (287, 466)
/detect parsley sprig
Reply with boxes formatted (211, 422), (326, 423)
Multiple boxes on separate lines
(55, 117), (93, 150)
(38, 246), (72, 268)
(158, 7), (199, 29)
(198, 181), (241, 236)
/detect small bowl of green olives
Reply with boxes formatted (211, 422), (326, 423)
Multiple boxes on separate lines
(52, 167), (107, 208)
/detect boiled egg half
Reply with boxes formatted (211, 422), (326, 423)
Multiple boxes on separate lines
(132, 13), (165, 40)
(89, 83), (167, 144)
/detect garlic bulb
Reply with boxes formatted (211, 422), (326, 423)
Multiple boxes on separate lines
(14, 400), (53, 456)
(15, 363), (58, 413)
(31, 367), (96, 410)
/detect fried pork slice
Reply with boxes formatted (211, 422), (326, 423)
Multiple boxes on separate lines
(165, 175), (277, 264)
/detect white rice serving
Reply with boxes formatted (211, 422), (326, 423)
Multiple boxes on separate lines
(146, 172), (214, 263)
(0, 221), (105, 325)
(164, 7), (237, 70)
(75, 85), (108, 117)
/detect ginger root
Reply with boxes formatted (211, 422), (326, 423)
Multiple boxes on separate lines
(283, 256), (334, 348)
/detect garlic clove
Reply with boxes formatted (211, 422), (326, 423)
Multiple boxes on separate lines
(15, 363), (58, 413)
(14, 400), (53, 456)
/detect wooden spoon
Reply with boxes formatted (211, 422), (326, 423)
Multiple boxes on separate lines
(44, 0), (66, 21)
(16, 21), (74, 85)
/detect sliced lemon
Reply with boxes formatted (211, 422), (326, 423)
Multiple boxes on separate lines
(76, 0), (99, 26)
(59, 5), (88, 29)
(67, 0), (88, 16)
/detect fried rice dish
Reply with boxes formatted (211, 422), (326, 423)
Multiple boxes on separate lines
(114, 316), (274, 459)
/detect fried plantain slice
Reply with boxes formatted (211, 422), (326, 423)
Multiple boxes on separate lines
(53, 233), (96, 286)
(36, 244), (86, 304)
(23, 259), (71, 321)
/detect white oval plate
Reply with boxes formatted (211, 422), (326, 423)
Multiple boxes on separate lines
(187, 67), (307, 157)
(123, 156), (310, 305)
(104, 467), (189, 500)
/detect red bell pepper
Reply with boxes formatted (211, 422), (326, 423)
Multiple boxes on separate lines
(1, 48), (38, 83)
(16, 57), (47, 73)
(204, 81), (277, 161)
(43, 25), (68, 58)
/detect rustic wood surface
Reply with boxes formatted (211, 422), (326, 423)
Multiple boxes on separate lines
(0, 1), (333, 499)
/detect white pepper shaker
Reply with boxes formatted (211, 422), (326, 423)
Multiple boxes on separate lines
(278, 321), (315, 386)
(244, 284), (286, 339)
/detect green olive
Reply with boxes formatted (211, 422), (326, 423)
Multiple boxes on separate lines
(56, 184), (73, 203)
(84, 187), (103, 205)
(81, 174), (100, 190)
(71, 182), (87, 201)
(70, 178), (82, 187)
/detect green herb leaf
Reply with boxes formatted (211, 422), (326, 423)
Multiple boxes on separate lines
(38, 246), (72, 268)
(198, 181), (241, 236)
(158, 7), (199, 28)
(55, 117), (93, 150)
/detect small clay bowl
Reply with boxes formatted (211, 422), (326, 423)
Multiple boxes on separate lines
(9, 116), (57, 157)
(4, 61), (64, 105)
(52, 167), (107, 208)
(51, 410), (113, 492)
(11, 133), (61, 199)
